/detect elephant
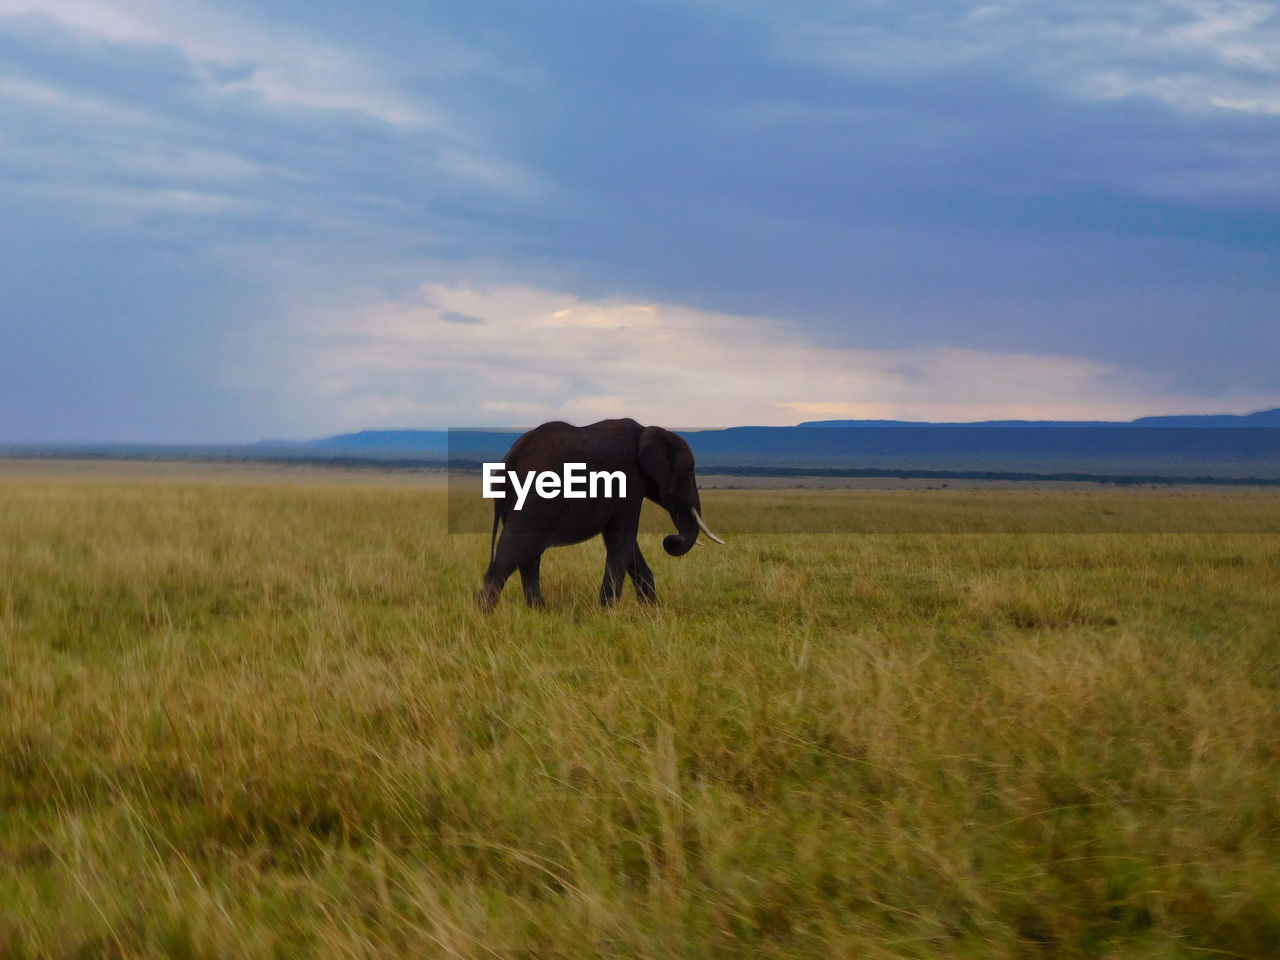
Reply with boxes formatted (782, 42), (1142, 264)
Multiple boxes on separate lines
(477, 418), (723, 610)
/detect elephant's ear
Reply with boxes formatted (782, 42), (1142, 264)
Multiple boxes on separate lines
(638, 426), (673, 502)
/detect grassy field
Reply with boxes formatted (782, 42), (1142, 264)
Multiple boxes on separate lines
(2, 462), (1279, 958)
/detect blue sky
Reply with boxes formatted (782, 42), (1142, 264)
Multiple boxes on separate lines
(2, 0), (1278, 440)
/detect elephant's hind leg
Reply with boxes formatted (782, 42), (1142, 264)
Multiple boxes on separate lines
(519, 553), (545, 608)
(478, 532), (526, 612)
(477, 556), (515, 612)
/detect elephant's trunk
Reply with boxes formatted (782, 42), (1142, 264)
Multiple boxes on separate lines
(662, 504), (702, 557)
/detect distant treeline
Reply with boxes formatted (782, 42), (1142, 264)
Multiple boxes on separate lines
(445, 460), (1280, 487)
(8, 447), (1280, 486)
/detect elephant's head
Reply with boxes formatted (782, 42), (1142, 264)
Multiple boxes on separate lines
(638, 425), (725, 557)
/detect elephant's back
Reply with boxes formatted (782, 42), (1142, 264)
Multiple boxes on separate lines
(505, 419), (643, 473)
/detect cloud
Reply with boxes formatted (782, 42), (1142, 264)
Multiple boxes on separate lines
(771, 0), (1280, 116)
(0, 73), (59, 103)
(2, 2), (1277, 442)
(0, 0), (424, 124)
(261, 282), (1275, 432)
(0, 0), (545, 216)
(441, 310), (486, 325)
(0, 10), (547, 262)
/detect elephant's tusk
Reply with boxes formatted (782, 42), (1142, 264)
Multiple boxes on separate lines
(691, 507), (725, 544)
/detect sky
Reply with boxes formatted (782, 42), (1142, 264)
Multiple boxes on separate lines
(2, 0), (1278, 441)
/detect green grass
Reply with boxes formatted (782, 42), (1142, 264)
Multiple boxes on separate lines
(2, 468), (1279, 958)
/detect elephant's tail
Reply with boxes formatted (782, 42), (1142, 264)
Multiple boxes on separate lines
(488, 499), (501, 565)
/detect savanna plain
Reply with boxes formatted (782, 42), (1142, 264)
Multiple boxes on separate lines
(2, 461), (1279, 959)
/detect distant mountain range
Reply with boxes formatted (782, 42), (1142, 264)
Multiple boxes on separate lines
(304, 407), (1280, 458)
(6, 410), (1280, 484)
(283, 410), (1280, 483)
(797, 409), (1280, 429)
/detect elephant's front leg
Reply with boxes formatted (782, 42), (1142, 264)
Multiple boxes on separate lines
(599, 532), (635, 607)
(628, 544), (657, 604)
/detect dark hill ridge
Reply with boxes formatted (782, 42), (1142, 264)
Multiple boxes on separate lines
(291, 410), (1280, 482)
(7, 410), (1277, 484)
(312, 407), (1280, 451)
(302, 429), (450, 451)
(798, 408), (1280, 428)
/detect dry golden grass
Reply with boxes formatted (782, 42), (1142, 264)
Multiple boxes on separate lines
(2, 464), (1278, 958)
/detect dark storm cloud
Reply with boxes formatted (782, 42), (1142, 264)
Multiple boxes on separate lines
(1, 0), (1277, 438)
